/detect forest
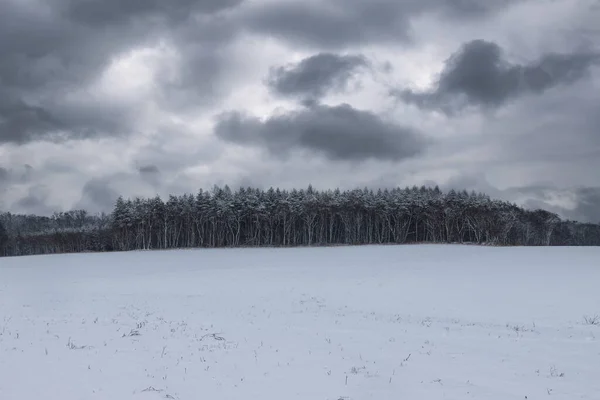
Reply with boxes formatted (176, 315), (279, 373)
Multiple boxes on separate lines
(1, 185), (599, 257)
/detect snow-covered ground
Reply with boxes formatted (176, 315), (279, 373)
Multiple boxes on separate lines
(1, 245), (599, 399)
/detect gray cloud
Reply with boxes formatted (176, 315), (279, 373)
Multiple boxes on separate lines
(438, 0), (517, 18)
(432, 172), (600, 223)
(570, 187), (600, 223)
(0, 3), (146, 143)
(521, 186), (600, 224)
(0, 164), (33, 188)
(152, 13), (245, 113)
(215, 104), (426, 162)
(75, 178), (121, 214)
(0, 97), (65, 144)
(13, 185), (55, 215)
(513, 186), (600, 224)
(64, 0), (243, 26)
(1, 0), (599, 224)
(239, 0), (519, 49)
(0, 93), (143, 143)
(138, 165), (160, 175)
(396, 39), (600, 112)
(0, 0), (244, 144)
(0, 167), (8, 184)
(138, 164), (161, 187)
(266, 53), (368, 102)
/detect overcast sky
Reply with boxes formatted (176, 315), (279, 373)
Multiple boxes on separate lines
(1, 0), (599, 222)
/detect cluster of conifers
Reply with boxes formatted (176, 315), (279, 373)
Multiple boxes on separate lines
(1, 185), (599, 257)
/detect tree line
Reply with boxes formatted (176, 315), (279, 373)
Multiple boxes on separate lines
(1, 185), (599, 257)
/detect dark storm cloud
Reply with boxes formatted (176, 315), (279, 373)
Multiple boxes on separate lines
(0, 0), (244, 144)
(266, 53), (368, 102)
(0, 97), (66, 144)
(0, 1), (149, 143)
(396, 40), (600, 112)
(239, 0), (518, 49)
(214, 104), (426, 162)
(0, 93), (140, 143)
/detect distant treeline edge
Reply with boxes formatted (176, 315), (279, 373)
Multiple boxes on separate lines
(1, 185), (599, 257)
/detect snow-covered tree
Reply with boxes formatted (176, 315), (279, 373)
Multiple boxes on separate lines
(2, 185), (600, 257)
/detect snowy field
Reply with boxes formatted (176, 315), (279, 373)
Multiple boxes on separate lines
(1, 245), (599, 400)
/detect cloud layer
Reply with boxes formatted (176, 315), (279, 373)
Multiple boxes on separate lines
(239, 0), (518, 48)
(0, 0), (241, 143)
(1, 0), (599, 223)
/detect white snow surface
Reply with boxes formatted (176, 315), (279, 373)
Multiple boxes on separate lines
(1, 245), (599, 399)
